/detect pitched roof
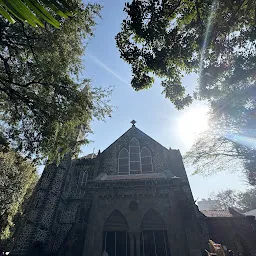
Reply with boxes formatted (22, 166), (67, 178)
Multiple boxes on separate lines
(101, 125), (169, 154)
(201, 210), (233, 217)
(80, 153), (96, 159)
(201, 208), (244, 218)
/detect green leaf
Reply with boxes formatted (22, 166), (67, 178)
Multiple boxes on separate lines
(1, 0), (33, 25)
(2, 0), (44, 27)
(40, 0), (73, 18)
(0, 0), (76, 28)
(23, 0), (60, 28)
(0, 5), (15, 23)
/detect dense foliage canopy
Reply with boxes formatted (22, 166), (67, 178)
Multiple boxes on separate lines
(0, 2), (112, 162)
(117, 0), (256, 180)
(0, 139), (38, 240)
(117, 0), (256, 109)
(210, 188), (256, 212)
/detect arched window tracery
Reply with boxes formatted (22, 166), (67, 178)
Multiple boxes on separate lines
(141, 147), (153, 173)
(129, 138), (141, 174)
(102, 210), (130, 256)
(118, 138), (153, 174)
(118, 148), (129, 175)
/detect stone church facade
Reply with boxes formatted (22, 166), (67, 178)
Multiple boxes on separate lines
(11, 124), (256, 256)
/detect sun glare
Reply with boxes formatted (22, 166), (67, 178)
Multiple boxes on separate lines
(178, 106), (209, 146)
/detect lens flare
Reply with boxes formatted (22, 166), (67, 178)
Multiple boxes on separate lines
(199, 0), (218, 77)
(225, 132), (256, 150)
(178, 106), (209, 146)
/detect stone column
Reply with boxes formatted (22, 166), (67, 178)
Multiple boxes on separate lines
(129, 232), (134, 256)
(134, 232), (141, 256)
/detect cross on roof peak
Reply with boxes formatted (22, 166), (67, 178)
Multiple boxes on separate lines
(130, 120), (136, 127)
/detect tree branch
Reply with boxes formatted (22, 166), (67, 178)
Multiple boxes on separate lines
(1, 78), (43, 88)
(0, 55), (12, 81)
(195, 0), (203, 32)
(227, 0), (247, 25)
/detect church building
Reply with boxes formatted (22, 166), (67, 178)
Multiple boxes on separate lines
(11, 122), (256, 256)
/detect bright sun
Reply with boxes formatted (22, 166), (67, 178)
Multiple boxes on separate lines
(178, 106), (209, 146)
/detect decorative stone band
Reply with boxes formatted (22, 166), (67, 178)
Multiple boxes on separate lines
(87, 176), (183, 190)
(85, 176), (187, 200)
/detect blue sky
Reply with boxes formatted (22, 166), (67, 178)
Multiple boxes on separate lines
(78, 0), (249, 199)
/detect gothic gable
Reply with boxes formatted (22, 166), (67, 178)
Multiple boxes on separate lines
(96, 126), (173, 176)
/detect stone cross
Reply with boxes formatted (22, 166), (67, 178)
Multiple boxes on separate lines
(131, 120), (136, 127)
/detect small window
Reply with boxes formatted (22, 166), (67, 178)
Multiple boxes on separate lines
(118, 148), (129, 175)
(76, 170), (88, 195)
(130, 138), (139, 146)
(119, 148), (129, 158)
(130, 146), (140, 154)
(130, 153), (140, 161)
(141, 147), (153, 173)
(141, 157), (151, 165)
(129, 138), (141, 173)
(141, 147), (151, 157)
(81, 171), (88, 186)
(130, 162), (140, 171)
(119, 158), (129, 166)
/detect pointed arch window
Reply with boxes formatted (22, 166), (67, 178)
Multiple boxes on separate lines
(129, 138), (141, 174)
(118, 138), (154, 175)
(118, 148), (129, 175)
(103, 210), (130, 256)
(141, 147), (153, 173)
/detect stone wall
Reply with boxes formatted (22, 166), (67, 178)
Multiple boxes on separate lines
(83, 177), (204, 256)
(11, 156), (72, 255)
(45, 157), (95, 255)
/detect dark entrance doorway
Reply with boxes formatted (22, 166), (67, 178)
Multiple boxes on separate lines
(140, 209), (171, 256)
(103, 231), (130, 256)
(102, 210), (130, 256)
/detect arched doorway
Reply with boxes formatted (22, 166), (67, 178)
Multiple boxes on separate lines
(140, 209), (171, 256)
(102, 210), (130, 256)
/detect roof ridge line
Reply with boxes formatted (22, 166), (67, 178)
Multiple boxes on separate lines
(100, 126), (169, 155)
